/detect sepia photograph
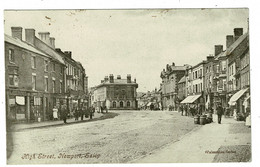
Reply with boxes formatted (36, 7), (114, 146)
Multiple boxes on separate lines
(3, 8), (252, 164)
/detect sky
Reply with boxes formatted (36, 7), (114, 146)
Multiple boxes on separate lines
(4, 9), (249, 92)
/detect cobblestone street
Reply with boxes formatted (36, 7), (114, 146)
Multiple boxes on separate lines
(7, 110), (198, 164)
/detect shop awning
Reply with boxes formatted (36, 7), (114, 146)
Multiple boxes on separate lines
(16, 96), (25, 105)
(180, 94), (201, 104)
(228, 88), (249, 106)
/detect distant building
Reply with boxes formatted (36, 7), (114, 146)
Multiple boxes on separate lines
(92, 74), (138, 110)
(160, 62), (190, 110)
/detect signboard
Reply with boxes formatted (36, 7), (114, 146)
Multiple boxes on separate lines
(9, 99), (15, 105)
(16, 114), (25, 119)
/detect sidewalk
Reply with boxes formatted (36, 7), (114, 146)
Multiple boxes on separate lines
(134, 114), (251, 163)
(9, 112), (105, 132)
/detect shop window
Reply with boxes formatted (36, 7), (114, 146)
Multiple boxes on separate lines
(9, 49), (14, 63)
(52, 80), (55, 93)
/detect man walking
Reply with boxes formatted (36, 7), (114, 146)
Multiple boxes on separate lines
(216, 104), (224, 124)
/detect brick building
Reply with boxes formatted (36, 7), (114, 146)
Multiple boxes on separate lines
(5, 27), (88, 122)
(92, 74), (138, 110)
(5, 27), (66, 122)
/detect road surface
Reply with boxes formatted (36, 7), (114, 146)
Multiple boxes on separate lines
(7, 110), (198, 164)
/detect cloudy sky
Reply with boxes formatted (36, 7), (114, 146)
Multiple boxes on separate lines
(4, 9), (248, 92)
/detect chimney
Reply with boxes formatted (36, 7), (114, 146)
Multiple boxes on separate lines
(25, 29), (35, 45)
(64, 51), (72, 58)
(127, 74), (131, 83)
(134, 78), (136, 83)
(11, 27), (22, 40)
(104, 76), (109, 82)
(109, 74), (114, 83)
(207, 54), (214, 61)
(214, 45), (223, 56)
(38, 32), (51, 46)
(49, 37), (55, 49)
(117, 75), (121, 79)
(234, 28), (243, 41)
(226, 35), (234, 49)
(55, 48), (62, 53)
(172, 62), (175, 66)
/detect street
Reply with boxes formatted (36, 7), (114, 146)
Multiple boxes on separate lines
(7, 110), (198, 164)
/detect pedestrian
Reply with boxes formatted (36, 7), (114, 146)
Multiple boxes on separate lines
(61, 104), (68, 124)
(52, 106), (58, 120)
(74, 107), (79, 121)
(104, 105), (108, 113)
(80, 106), (84, 121)
(101, 106), (104, 113)
(216, 104), (224, 124)
(180, 105), (184, 116)
(90, 106), (95, 119)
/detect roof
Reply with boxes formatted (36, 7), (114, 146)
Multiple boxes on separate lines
(35, 38), (65, 64)
(227, 32), (248, 56)
(96, 79), (138, 88)
(178, 76), (186, 84)
(215, 50), (227, 60)
(4, 34), (50, 58)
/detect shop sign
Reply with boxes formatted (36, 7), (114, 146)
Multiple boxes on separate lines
(9, 99), (15, 105)
(16, 96), (25, 105)
(16, 114), (25, 119)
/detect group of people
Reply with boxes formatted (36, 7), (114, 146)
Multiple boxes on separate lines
(179, 103), (225, 124)
(52, 104), (96, 124)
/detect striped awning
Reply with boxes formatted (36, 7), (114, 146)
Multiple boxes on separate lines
(228, 88), (249, 106)
(180, 94), (201, 104)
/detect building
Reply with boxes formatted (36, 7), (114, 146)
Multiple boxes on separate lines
(160, 63), (189, 110)
(180, 61), (206, 112)
(92, 74), (138, 110)
(177, 76), (186, 103)
(56, 48), (88, 112)
(226, 28), (250, 115)
(137, 88), (161, 110)
(5, 27), (66, 122)
(5, 26), (88, 122)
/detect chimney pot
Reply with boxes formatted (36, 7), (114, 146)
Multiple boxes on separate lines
(38, 32), (51, 46)
(11, 27), (23, 40)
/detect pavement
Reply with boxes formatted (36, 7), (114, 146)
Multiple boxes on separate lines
(134, 113), (251, 163)
(9, 112), (106, 132)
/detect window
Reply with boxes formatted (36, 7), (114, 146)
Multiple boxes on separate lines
(59, 81), (62, 93)
(113, 101), (116, 108)
(222, 61), (226, 71)
(200, 69), (202, 77)
(9, 69), (19, 86)
(127, 101), (130, 107)
(9, 49), (14, 63)
(60, 66), (63, 74)
(32, 75), (36, 90)
(195, 71), (197, 79)
(53, 63), (55, 71)
(120, 101), (124, 107)
(44, 60), (48, 72)
(31, 56), (36, 69)
(52, 80), (55, 93)
(44, 77), (48, 92)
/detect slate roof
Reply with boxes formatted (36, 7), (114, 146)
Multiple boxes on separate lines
(226, 32), (249, 56)
(5, 34), (50, 58)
